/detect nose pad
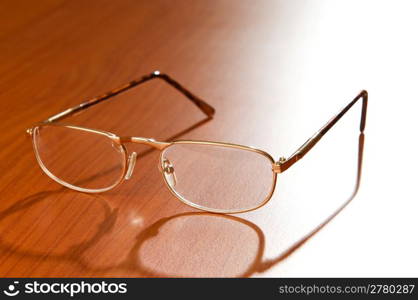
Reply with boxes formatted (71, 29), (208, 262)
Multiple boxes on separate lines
(125, 152), (137, 180)
(111, 141), (124, 153)
(162, 158), (177, 187)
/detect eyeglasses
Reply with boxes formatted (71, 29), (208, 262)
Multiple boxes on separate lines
(27, 71), (368, 214)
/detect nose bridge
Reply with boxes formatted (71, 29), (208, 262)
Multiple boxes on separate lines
(120, 136), (171, 150)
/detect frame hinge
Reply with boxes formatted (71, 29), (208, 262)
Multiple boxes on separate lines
(273, 157), (287, 173)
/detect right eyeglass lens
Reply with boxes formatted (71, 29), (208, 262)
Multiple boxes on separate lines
(32, 125), (126, 192)
(160, 143), (275, 213)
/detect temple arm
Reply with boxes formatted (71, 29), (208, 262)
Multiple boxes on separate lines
(278, 90), (368, 173)
(44, 70), (215, 123)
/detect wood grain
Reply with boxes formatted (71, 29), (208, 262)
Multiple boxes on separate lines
(1, 0), (417, 277)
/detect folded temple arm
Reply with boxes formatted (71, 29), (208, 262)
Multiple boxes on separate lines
(44, 70), (215, 123)
(277, 90), (368, 173)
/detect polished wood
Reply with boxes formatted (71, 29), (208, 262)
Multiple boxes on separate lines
(1, 0), (417, 277)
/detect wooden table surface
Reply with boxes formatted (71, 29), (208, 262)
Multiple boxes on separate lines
(1, 0), (417, 277)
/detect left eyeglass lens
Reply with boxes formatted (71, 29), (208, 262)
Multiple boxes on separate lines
(32, 125), (126, 191)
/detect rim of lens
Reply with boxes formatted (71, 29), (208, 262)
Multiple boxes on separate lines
(31, 124), (128, 193)
(159, 140), (277, 214)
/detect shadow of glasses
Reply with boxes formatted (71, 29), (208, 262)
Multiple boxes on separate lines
(0, 189), (118, 269)
(0, 129), (364, 277)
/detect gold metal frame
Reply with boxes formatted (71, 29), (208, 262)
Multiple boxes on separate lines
(27, 70), (368, 214)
